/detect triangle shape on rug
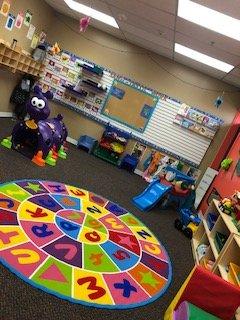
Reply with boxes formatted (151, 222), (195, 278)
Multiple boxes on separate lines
(40, 263), (68, 283)
(84, 243), (119, 272)
(31, 257), (72, 296)
(55, 216), (81, 240)
(83, 215), (107, 234)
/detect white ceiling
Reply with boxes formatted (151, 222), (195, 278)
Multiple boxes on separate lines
(45, 0), (240, 88)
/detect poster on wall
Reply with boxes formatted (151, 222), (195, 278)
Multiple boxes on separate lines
(31, 34), (39, 49)
(24, 10), (32, 27)
(39, 31), (47, 43)
(140, 104), (153, 119)
(5, 13), (15, 31)
(15, 12), (24, 29)
(131, 142), (147, 160)
(27, 24), (36, 40)
(0, 0), (10, 17)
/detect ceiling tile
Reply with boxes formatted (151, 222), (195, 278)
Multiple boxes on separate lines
(175, 32), (240, 66)
(227, 67), (240, 77)
(110, 6), (175, 42)
(176, 17), (240, 58)
(174, 52), (226, 79)
(124, 31), (173, 58)
(222, 73), (240, 87)
(105, 0), (175, 28)
(120, 23), (173, 49)
(137, 0), (177, 14)
(193, 0), (240, 20)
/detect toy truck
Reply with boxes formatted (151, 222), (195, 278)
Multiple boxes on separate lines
(174, 208), (201, 239)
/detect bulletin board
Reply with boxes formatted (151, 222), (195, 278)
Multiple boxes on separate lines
(102, 80), (158, 132)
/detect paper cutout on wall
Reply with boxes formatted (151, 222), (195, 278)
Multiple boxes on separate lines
(110, 86), (125, 99)
(27, 24), (36, 40)
(15, 12), (24, 29)
(31, 34), (39, 49)
(39, 31), (47, 44)
(24, 10), (32, 27)
(140, 104), (153, 119)
(0, 0), (10, 17)
(5, 13), (15, 31)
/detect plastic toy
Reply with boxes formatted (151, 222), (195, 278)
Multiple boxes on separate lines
(50, 42), (60, 55)
(221, 157), (233, 170)
(132, 180), (172, 211)
(142, 151), (162, 181)
(1, 86), (68, 167)
(219, 196), (235, 215)
(174, 208), (201, 239)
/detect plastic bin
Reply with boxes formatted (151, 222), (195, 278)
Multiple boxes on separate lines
(207, 212), (218, 231)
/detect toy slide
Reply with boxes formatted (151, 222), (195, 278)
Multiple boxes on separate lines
(133, 180), (172, 211)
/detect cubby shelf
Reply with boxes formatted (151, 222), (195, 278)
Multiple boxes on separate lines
(192, 199), (240, 287)
(0, 41), (45, 77)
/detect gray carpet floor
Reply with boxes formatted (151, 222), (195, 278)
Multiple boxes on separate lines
(0, 118), (194, 320)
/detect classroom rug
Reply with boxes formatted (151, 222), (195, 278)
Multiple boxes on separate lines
(0, 179), (172, 309)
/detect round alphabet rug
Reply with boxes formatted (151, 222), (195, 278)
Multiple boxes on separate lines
(0, 180), (172, 309)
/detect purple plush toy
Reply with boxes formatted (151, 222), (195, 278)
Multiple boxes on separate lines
(10, 85), (68, 162)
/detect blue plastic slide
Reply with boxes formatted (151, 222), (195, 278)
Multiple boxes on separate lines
(132, 180), (172, 212)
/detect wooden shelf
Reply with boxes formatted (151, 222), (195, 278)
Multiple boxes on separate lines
(192, 199), (240, 287)
(0, 41), (45, 77)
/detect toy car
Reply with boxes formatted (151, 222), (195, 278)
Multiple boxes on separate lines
(174, 208), (201, 239)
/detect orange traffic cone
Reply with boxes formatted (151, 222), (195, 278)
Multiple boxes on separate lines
(32, 151), (45, 167)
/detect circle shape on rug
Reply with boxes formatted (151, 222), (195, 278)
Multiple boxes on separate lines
(0, 180), (172, 309)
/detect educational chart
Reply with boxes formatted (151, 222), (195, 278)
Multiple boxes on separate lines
(40, 51), (113, 116)
(0, 180), (172, 309)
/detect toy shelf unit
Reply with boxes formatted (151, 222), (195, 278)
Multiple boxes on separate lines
(192, 199), (240, 287)
(173, 103), (222, 140)
(94, 125), (131, 166)
(0, 41), (45, 77)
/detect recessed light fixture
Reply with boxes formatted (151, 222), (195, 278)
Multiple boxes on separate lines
(178, 0), (240, 41)
(64, 0), (119, 28)
(175, 43), (234, 73)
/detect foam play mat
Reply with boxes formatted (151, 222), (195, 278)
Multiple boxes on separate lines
(0, 180), (172, 309)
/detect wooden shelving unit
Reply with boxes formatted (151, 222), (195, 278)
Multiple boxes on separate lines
(192, 199), (240, 287)
(0, 41), (45, 77)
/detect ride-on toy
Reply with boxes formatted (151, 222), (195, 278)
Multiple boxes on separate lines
(174, 208), (201, 239)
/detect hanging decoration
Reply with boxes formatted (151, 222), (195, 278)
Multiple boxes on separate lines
(79, 16), (90, 32)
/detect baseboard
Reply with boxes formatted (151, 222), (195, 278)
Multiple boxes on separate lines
(134, 169), (143, 176)
(66, 136), (78, 145)
(0, 112), (13, 117)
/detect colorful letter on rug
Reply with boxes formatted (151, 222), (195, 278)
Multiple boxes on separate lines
(0, 180), (172, 309)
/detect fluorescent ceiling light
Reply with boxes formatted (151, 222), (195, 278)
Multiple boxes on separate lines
(64, 0), (119, 28)
(178, 0), (240, 41)
(175, 43), (234, 73)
